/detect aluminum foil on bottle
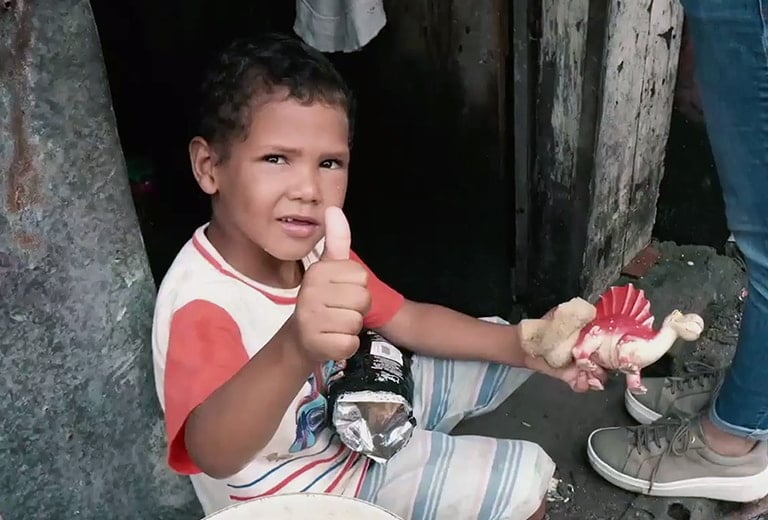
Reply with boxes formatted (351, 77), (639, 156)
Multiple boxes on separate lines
(327, 330), (416, 464)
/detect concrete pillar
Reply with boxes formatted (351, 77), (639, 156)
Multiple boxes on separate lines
(0, 1), (200, 517)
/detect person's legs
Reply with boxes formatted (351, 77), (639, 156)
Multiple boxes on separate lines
(589, 0), (768, 501)
(627, 0), (768, 445)
(358, 324), (556, 519)
(688, 0), (768, 447)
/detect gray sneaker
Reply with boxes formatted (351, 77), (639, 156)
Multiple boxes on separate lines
(625, 364), (723, 425)
(588, 415), (768, 502)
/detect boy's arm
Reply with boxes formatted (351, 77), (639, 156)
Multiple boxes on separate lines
(376, 299), (527, 366)
(164, 302), (313, 480)
(186, 318), (311, 478)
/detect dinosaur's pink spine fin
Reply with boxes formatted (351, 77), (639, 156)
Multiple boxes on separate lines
(594, 283), (654, 327)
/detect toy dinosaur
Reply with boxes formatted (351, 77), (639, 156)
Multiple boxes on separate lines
(519, 284), (705, 394)
(519, 296), (597, 368)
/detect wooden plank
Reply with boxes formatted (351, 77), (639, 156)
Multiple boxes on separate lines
(529, 0), (598, 313)
(531, 0), (683, 312)
(538, 0), (590, 191)
(581, 0), (653, 300)
(511, 0), (531, 299)
(622, 0), (684, 261)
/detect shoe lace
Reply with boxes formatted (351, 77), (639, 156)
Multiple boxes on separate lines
(666, 360), (724, 395)
(631, 418), (695, 493)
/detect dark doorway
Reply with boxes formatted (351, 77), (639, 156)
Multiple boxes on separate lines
(90, 1), (517, 317)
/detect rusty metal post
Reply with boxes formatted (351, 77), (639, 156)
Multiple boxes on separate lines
(0, 1), (200, 517)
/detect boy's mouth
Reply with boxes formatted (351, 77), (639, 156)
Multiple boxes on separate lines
(277, 215), (319, 238)
(278, 216), (319, 225)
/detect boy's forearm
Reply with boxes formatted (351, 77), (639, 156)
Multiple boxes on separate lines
(185, 316), (314, 479)
(378, 300), (528, 366)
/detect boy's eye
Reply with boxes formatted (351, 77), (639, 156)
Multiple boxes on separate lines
(320, 159), (342, 169)
(264, 155), (287, 165)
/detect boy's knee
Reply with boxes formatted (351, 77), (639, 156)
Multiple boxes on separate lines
(493, 440), (555, 519)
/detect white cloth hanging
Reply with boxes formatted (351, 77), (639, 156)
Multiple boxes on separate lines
(293, 0), (386, 53)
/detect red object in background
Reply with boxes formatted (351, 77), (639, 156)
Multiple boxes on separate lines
(130, 179), (157, 197)
(129, 179), (159, 235)
(621, 243), (662, 278)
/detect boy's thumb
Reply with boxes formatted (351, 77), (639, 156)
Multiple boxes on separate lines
(322, 206), (351, 260)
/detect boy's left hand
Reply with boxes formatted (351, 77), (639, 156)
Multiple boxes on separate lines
(524, 351), (608, 393)
(519, 304), (607, 393)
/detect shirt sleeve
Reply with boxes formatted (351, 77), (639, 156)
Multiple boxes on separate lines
(350, 250), (405, 328)
(163, 299), (250, 475)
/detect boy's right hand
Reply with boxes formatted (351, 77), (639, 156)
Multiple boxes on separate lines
(293, 206), (371, 362)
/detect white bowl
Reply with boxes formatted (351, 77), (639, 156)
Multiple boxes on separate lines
(202, 493), (403, 519)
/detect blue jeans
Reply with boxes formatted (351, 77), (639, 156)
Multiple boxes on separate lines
(683, 0), (768, 440)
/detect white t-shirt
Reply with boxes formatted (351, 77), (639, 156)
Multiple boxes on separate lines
(152, 224), (405, 516)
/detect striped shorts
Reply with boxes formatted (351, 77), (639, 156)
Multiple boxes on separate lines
(358, 341), (556, 519)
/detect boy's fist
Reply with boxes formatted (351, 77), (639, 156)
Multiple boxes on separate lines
(294, 206), (370, 361)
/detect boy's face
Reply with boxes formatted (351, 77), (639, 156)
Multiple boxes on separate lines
(195, 94), (351, 262)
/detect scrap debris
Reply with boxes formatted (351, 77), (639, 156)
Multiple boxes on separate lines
(546, 477), (574, 504)
(722, 494), (768, 520)
(621, 244), (662, 278)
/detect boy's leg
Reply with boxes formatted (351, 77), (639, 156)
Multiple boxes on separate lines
(358, 428), (555, 520)
(410, 348), (535, 434)
(359, 327), (556, 519)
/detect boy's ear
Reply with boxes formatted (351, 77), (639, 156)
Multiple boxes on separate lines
(189, 136), (220, 195)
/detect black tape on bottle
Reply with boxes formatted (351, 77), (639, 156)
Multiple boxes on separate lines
(328, 329), (414, 404)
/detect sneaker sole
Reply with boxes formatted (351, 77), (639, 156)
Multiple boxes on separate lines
(587, 429), (768, 503)
(624, 388), (662, 425)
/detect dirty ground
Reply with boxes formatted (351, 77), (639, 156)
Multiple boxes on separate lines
(454, 241), (765, 520)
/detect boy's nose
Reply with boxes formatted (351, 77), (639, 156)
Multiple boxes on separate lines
(288, 167), (321, 203)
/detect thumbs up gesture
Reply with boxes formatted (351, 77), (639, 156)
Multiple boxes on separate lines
(294, 206), (371, 361)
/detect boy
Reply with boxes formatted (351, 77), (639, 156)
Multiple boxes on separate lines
(152, 33), (603, 520)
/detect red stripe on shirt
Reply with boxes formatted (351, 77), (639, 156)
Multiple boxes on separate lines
(228, 443), (347, 501)
(192, 228), (406, 327)
(192, 234), (297, 305)
(324, 452), (361, 493)
(354, 458), (371, 497)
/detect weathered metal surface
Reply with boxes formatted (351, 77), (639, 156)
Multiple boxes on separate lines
(0, 1), (200, 518)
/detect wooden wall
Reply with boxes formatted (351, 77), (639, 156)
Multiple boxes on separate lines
(529, 0), (683, 312)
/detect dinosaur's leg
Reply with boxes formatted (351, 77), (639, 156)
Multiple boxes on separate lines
(625, 372), (647, 395)
(572, 329), (601, 371)
(616, 338), (642, 375)
(618, 359), (640, 374)
(618, 339), (646, 393)
(586, 371), (605, 391)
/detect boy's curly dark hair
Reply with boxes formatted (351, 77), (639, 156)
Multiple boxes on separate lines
(195, 33), (355, 160)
